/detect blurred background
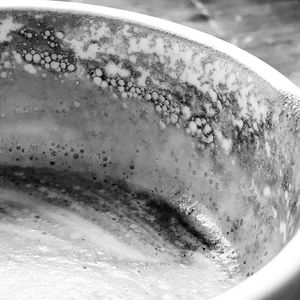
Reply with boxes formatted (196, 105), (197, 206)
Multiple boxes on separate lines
(54, 0), (300, 87)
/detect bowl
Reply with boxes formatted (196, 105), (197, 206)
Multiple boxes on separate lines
(0, 1), (300, 299)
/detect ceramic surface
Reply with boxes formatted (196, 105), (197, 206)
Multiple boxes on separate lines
(0, 2), (300, 300)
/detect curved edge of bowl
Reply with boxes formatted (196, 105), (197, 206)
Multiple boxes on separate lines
(0, 1), (300, 300)
(213, 230), (300, 300)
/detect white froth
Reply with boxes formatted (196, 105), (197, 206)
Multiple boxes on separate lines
(0, 187), (239, 300)
(24, 64), (36, 74)
(0, 17), (23, 42)
(214, 129), (233, 155)
(105, 61), (130, 78)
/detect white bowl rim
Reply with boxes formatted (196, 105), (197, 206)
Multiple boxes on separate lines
(1, 0), (300, 99)
(1, 1), (300, 299)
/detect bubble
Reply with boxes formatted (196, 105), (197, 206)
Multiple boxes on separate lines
(170, 114), (178, 124)
(50, 61), (59, 70)
(0, 72), (7, 79)
(55, 31), (64, 39)
(95, 68), (102, 77)
(181, 106), (191, 120)
(101, 81), (108, 89)
(67, 64), (75, 72)
(189, 121), (197, 134)
(24, 53), (32, 62)
(159, 120), (166, 130)
(93, 76), (102, 86)
(32, 53), (41, 63)
(73, 101), (81, 108)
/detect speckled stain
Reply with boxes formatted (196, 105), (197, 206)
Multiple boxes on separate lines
(1, 12), (271, 151)
(0, 8), (299, 300)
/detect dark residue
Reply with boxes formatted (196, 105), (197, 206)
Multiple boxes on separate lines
(0, 165), (218, 259)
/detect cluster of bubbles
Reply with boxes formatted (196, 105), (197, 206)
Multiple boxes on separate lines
(0, 51), (12, 79)
(4, 24), (220, 151)
(11, 24), (227, 152)
(88, 65), (215, 150)
(0, 19), (267, 157)
(18, 28), (76, 74)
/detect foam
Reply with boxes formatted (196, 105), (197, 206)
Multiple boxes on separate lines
(0, 172), (240, 300)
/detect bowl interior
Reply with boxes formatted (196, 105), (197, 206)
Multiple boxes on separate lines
(0, 5), (300, 299)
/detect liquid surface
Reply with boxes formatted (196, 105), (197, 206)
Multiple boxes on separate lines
(0, 167), (240, 300)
